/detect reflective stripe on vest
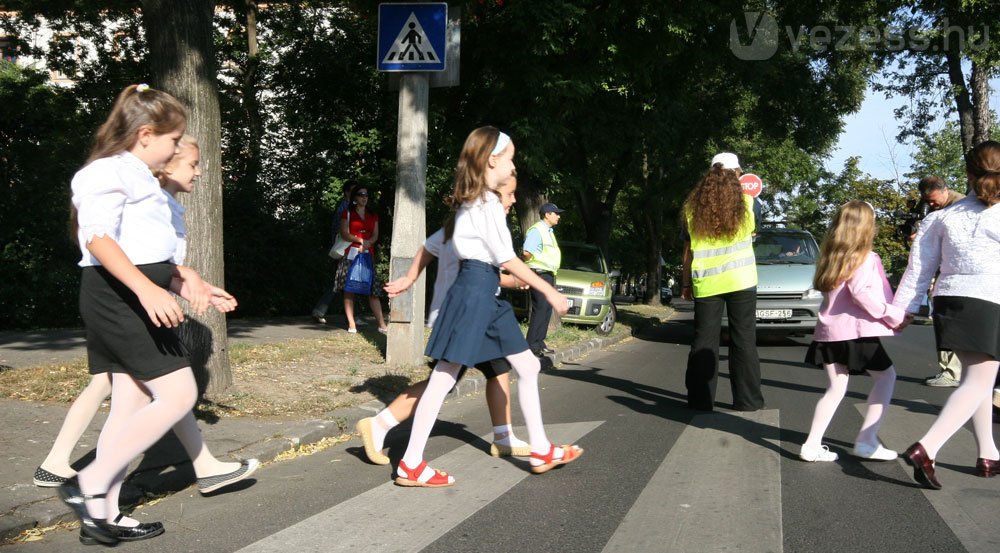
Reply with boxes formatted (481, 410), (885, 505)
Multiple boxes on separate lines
(525, 220), (561, 274)
(685, 195), (757, 297)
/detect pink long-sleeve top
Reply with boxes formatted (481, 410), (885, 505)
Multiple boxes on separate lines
(813, 252), (907, 342)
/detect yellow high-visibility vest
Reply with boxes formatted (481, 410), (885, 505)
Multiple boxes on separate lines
(525, 220), (561, 274)
(685, 195), (757, 297)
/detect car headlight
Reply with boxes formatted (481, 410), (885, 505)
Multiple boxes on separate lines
(803, 288), (823, 300)
(586, 281), (607, 296)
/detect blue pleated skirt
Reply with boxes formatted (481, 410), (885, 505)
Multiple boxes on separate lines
(425, 259), (529, 367)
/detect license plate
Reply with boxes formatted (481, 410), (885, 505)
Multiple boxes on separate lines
(757, 309), (791, 319)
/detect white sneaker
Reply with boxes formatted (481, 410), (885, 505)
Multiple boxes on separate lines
(347, 327), (358, 334)
(852, 442), (897, 460)
(799, 444), (838, 462)
(925, 372), (959, 387)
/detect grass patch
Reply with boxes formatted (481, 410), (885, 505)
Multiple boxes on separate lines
(1, 304), (670, 419)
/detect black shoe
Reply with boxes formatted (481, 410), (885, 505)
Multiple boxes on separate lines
(539, 347), (555, 354)
(79, 514), (165, 545)
(58, 478), (118, 545)
(531, 349), (544, 357)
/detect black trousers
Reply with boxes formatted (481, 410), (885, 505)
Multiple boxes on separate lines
(685, 286), (764, 411)
(526, 271), (556, 351)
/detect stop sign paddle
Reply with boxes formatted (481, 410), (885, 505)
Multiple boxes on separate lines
(740, 173), (763, 198)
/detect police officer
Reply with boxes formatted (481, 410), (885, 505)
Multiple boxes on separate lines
(681, 153), (764, 412)
(523, 203), (564, 356)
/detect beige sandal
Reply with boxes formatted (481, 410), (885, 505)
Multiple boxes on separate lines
(356, 417), (390, 465)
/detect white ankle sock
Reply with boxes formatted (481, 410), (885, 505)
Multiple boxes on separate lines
(374, 410), (400, 451)
(493, 425), (528, 447)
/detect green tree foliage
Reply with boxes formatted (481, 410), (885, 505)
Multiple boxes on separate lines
(788, 157), (910, 278)
(0, 62), (88, 328)
(906, 120), (968, 189)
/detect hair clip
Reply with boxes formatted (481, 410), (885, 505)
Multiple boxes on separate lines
(136, 83), (150, 93)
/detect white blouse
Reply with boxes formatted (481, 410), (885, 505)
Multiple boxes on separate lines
(423, 228), (457, 328)
(71, 152), (178, 267)
(893, 194), (1000, 312)
(165, 191), (187, 265)
(451, 192), (516, 265)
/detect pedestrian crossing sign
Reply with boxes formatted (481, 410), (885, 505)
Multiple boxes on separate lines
(377, 3), (447, 72)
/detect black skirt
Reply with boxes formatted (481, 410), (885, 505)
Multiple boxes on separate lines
(805, 337), (893, 375)
(933, 296), (1000, 360)
(79, 262), (190, 380)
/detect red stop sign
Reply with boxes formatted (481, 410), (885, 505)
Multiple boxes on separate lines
(740, 173), (763, 198)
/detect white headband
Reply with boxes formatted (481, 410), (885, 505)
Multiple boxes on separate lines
(491, 132), (511, 156)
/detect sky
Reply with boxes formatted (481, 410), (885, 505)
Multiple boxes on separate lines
(826, 77), (1000, 183)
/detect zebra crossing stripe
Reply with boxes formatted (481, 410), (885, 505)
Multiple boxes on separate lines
(602, 409), (783, 552)
(234, 421), (603, 553)
(856, 401), (1000, 553)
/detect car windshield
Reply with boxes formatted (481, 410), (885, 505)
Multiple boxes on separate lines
(753, 232), (818, 264)
(559, 244), (605, 273)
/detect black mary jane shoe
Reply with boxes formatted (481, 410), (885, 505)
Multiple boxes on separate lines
(79, 513), (165, 545)
(57, 478), (118, 545)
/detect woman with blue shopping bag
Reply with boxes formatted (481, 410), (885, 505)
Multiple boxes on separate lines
(331, 186), (387, 333)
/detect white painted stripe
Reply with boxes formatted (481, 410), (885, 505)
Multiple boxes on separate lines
(856, 400), (1000, 553)
(235, 421), (603, 553)
(602, 410), (783, 553)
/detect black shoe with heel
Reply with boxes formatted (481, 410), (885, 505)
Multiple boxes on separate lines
(57, 478), (118, 545)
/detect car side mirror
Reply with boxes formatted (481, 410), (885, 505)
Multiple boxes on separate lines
(609, 269), (621, 278)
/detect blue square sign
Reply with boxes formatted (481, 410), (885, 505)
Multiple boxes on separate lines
(377, 3), (447, 72)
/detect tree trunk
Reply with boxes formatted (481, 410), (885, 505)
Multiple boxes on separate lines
(240, 0), (263, 193)
(944, 47), (975, 153)
(971, 61), (993, 146)
(142, 0), (233, 397)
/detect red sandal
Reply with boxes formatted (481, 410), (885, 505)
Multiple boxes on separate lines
(394, 459), (455, 488)
(530, 443), (584, 474)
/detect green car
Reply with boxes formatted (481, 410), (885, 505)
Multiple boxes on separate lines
(507, 241), (620, 335)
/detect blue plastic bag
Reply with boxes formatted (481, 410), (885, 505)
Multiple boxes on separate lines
(343, 251), (374, 295)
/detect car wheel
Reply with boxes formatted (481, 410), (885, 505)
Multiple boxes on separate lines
(595, 304), (616, 335)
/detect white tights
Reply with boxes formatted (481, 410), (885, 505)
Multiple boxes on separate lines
(400, 350), (551, 471)
(76, 368), (197, 520)
(803, 363), (896, 449)
(919, 351), (999, 461)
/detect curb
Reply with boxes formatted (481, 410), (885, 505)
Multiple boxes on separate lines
(0, 327), (633, 541)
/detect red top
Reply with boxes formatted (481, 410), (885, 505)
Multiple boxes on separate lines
(341, 208), (378, 255)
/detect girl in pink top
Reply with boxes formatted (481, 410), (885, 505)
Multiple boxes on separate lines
(799, 201), (907, 463)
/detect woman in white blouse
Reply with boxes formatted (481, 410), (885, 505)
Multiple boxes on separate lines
(894, 140), (1000, 489)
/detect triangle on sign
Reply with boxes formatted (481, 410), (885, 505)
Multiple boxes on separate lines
(382, 12), (441, 64)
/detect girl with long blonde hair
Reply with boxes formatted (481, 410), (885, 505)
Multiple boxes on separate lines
(799, 201), (906, 463)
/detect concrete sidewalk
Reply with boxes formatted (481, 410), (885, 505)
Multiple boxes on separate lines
(0, 317), (633, 541)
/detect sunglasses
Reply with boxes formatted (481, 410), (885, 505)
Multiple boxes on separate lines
(355, 192), (369, 197)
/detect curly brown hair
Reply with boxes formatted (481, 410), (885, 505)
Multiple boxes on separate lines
(684, 164), (746, 240)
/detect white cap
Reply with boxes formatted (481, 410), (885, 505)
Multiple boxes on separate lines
(711, 152), (740, 170)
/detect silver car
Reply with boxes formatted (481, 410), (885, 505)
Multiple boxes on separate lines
(722, 227), (822, 336)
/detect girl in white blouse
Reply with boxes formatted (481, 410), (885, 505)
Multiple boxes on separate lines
(894, 140), (1000, 489)
(38, 136), (256, 529)
(57, 85), (224, 545)
(384, 127), (583, 487)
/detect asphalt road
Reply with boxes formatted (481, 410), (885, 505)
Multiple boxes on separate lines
(7, 302), (998, 553)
